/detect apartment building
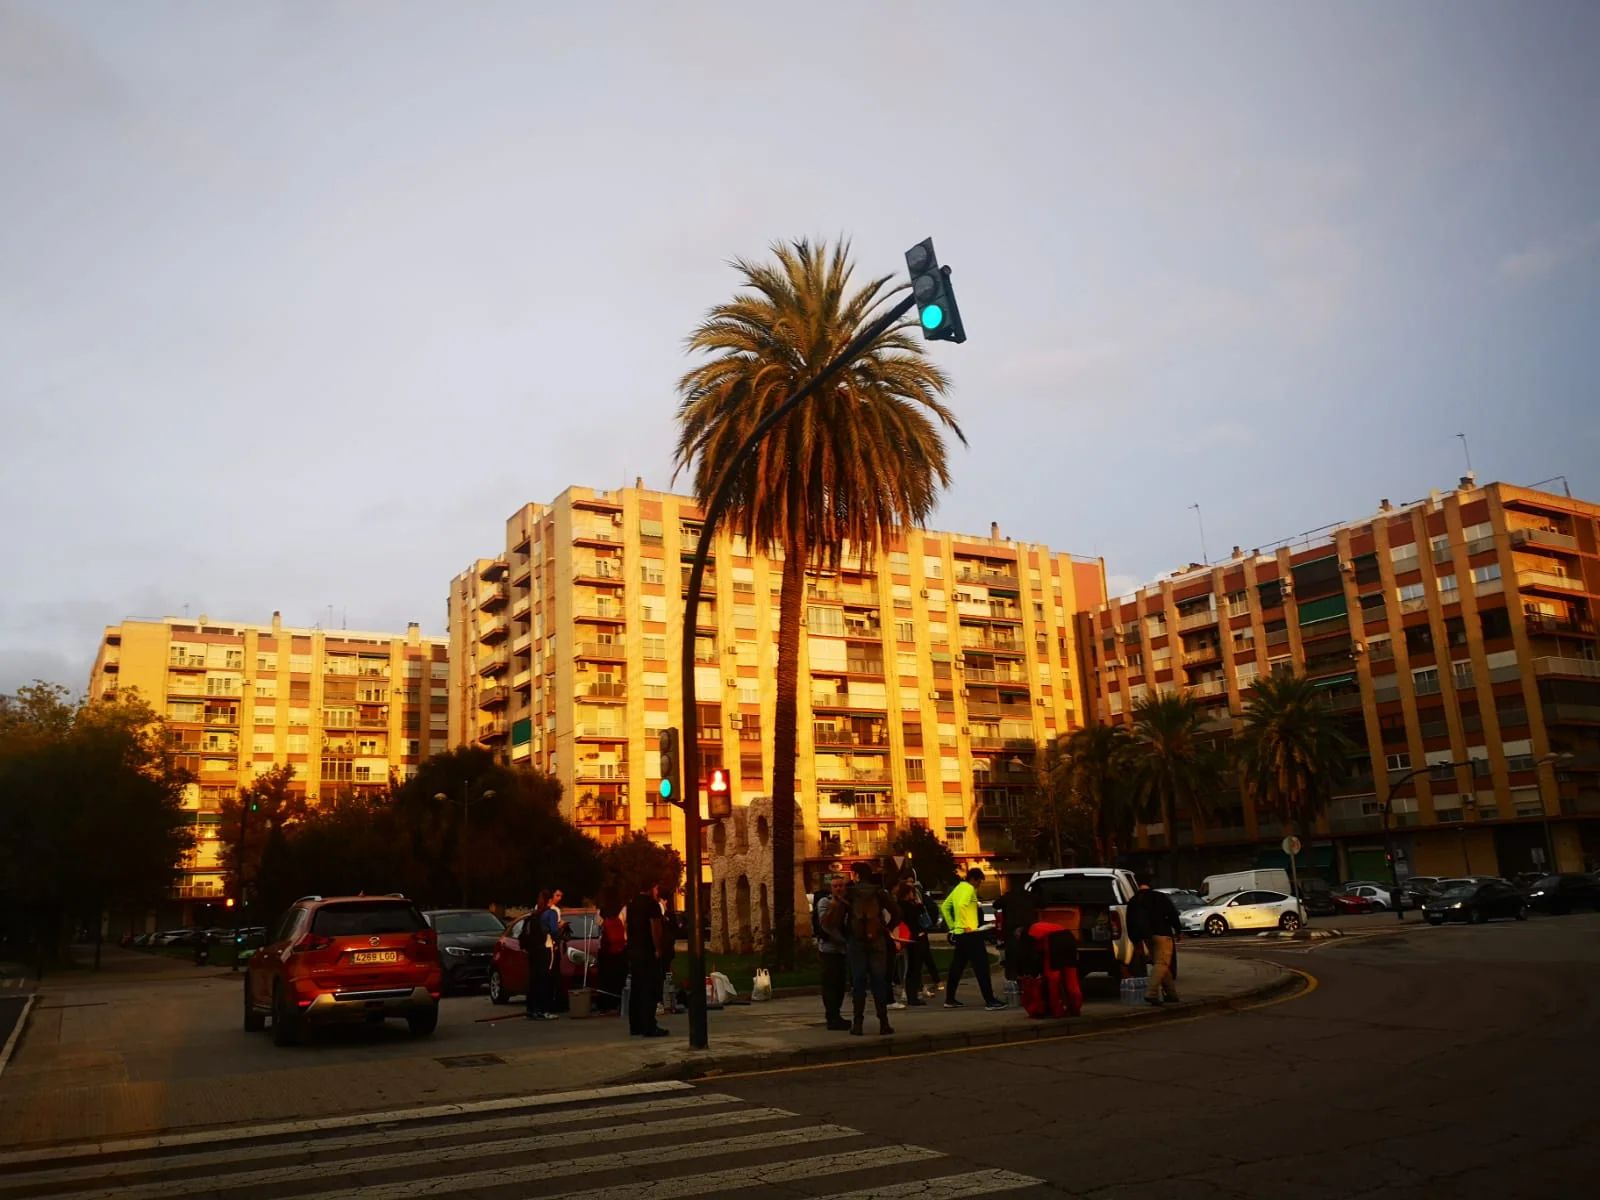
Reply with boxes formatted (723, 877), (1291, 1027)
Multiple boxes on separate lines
(1083, 478), (1600, 882)
(447, 484), (1106, 892)
(88, 613), (450, 903)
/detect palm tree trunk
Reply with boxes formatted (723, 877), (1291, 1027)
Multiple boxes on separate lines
(769, 550), (806, 969)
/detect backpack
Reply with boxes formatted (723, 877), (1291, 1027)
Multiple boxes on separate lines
(849, 883), (886, 943)
(810, 889), (829, 940)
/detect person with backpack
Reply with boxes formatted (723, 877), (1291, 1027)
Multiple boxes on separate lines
(814, 873), (851, 1031)
(940, 868), (1006, 1011)
(1126, 877), (1182, 1005)
(895, 878), (938, 1004)
(845, 861), (899, 1036)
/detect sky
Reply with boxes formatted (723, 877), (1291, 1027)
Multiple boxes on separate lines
(3, 0), (1598, 694)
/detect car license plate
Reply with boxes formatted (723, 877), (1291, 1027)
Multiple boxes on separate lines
(351, 950), (398, 964)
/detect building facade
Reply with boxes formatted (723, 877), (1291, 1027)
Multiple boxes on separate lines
(88, 613), (450, 903)
(447, 484), (1106, 896)
(1082, 478), (1600, 882)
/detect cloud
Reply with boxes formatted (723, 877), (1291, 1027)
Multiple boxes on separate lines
(1104, 573), (1142, 601)
(1500, 220), (1600, 282)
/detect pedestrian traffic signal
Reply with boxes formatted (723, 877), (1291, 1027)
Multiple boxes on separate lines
(707, 766), (731, 819)
(658, 727), (682, 805)
(904, 237), (966, 344)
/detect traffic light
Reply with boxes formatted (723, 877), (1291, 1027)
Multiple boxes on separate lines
(904, 237), (966, 344)
(707, 766), (731, 819)
(658, 727), (682, 806)
(224, 897), (235, 908)
(249, 800), (259, 813)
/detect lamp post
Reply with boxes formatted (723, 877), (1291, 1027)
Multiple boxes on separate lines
(436, 783), (495, 907)
(1380, 761), (1466, 921)
(1535, 751), (1574, 873)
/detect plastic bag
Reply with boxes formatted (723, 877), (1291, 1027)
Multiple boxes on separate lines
(710, 971), (736, 1005)
(751, 967), (773, 1002)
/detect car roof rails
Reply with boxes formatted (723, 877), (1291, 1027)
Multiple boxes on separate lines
(294, 895), (323, 904)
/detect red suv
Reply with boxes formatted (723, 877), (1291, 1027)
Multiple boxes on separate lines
(244, 895), (441, 1045)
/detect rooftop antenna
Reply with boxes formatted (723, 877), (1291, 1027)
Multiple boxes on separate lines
(1189, 503), (1209, 565)
(1456, 432), (1473, 476)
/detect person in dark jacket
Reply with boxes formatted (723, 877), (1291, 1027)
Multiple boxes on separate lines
(1126, 879), (1182, 1005)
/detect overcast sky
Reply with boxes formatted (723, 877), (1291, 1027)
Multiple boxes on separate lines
(3, 0), (1597, 695)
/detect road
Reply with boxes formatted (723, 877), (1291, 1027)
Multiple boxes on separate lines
(1, 914), (1591, 1198)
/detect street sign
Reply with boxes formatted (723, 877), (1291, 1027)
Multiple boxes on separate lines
(1281, 835), (1302, 856)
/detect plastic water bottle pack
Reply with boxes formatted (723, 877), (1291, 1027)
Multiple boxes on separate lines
(1119, 975), (1149, 1005)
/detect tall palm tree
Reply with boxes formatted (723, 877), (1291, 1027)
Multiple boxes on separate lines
(1055, 724), (1136, 865)
(674, 238), (964, 965)
(1126, 692), (1223, 880)
(1236, 673), (1354, 846)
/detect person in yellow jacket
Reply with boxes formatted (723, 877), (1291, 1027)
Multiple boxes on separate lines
(939, 868), (1006, 1010)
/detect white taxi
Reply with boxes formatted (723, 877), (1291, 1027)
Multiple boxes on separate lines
(1180, 889), (1306, 936)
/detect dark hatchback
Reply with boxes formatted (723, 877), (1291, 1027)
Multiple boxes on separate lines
(423, 909), (505, 992)
(1523, 874), (1600, 915)
(1422, 880), (1528, 925)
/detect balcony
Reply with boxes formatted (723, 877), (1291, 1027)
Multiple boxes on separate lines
(1510, 526), (1578, 552)
(814, 835), (892, 859)
(511, 595), (531, 620)
(1182, 645), (1222, 666)
(956, 566), (1020, 588)
(477, 584), (509, 612)
(840, 587), (880, 607)
(512, 632), (532, 655)
(845, 660), (884, 676)
(478, 718), (509, 742)
(168, 654), (207, 670)
(576, 802), (630, 825)
(478, 686), (509, 710)
(1526, 614), (1596, 638)
(480, 619), (508, 645)
(478, 650), (510, 677)
(574, 724), (627, 740)
(814, 728), (856, 747)
(1188, 678), (1226, 698)
(1518, 569), (1585, 594)
(574, 604), (626, 623)
(576, 641), (627, 662)
(575, 559), (623, 584)
(844, 623), (883, 641)
(580, 681), (627, 701)
(1178, 608), (1219, 632)
(1543, 702), (1600, 724)
(1533, 656), (1600, 680)
(573, 526), (620, 548)
(575, 761), (630, 783)
(512, 669), (533, 691)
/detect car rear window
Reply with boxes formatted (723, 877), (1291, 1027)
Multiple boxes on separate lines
(1030, 876), (1119, 905)
(311, 901), (426, 936)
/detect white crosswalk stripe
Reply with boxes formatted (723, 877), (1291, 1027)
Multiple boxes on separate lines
(0, 1083), (1047, 1200)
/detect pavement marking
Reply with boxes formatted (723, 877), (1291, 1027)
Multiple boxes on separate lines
(530, 1146), (947, 1200)
(0, 994), (34, 1083)
(0, 1078), (692, 1168)
(700, 966), (1320, 1083)
(1, 1092), (741, 1189)
(36, 1106), (798, 1200)
(820, 1168), (1045, 1199)
(296, 1123), (863, 1200)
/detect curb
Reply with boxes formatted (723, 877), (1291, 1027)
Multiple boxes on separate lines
(620, 967), (1305, 1083)
(0, 994), (36, 1083)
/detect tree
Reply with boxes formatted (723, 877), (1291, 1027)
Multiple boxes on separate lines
(674, 238), (965, 965)
(1126, 692), (1224, 881)
(891, 825), (959, 892)
(217, 763), (305, 899)
(600, 831), (684, 913)
(0, 683), (192, 968)
(1015, 731), (1131, 867)
(1237, 673), (1355, 848)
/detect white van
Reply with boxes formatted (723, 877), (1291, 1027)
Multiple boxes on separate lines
(1201, 869), (1292, 900)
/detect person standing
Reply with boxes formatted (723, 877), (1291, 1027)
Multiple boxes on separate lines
(815, 874), (851, 1031)
(940, 868), (1005, 1011)
(539, 888), (568, 1016)
(657, 895), (678, 1014)
(595, 899), (627, 1015)
(845, 862), (898, 1035)
(625, 883), (669, 1037)
(896, 878), (941, 1001)
(521, 891), (555, 1021)
(1127, 878), (1182, 1005)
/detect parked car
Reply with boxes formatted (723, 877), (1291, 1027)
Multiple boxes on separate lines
(1346, 884), (1391, 910)
(1394, 877), (1443, 909)
(1200, 869), (1292, 901)
(1025, 868), (1139, 978)
(1512, 871), (1547, 890)
(1422, 880), (1528, 925)
(244, 895), (440, 1045)
(1300, 882), (1339, 917)
(423, 909), (505, 993)
(1181, 889), (1306, 936)
(1329, 890), (1376, 915)
(487, 908), (601, 1005)
(1522, 873), (1600, 915)
(1158, 888), (1207, 912)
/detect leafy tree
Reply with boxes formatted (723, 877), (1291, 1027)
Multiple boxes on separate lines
(1012, 736), (1111, 867)
(891, 824), (959, 891)
(1125, 692), (1224, 879)
(0, 683), (192, 967)
(600, 831), (683, 913)
(1237, 673), (1355, 847)
(1059, 724), (1138, 865)
(217, 763), (305, 897)
(674, 238), (964, 965)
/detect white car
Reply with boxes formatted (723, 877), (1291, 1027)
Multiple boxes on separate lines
(1180, 889), (1306, 936)
(1346, 884), (1391, 910)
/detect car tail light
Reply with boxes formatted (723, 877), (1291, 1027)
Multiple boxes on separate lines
(291, 934), (332, 954)
(1108, 912), (1122, 938)
(412, 929), (436, 951)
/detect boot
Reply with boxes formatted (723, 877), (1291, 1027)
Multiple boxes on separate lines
(849, 1015), (863, 1036)
(876, 1000), (893, 1036)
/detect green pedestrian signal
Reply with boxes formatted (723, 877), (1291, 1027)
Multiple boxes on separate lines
(904, 237), (966, 344)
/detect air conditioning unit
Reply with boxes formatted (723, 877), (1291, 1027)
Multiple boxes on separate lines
(1340, 559), (1355, 573)
(1281, 580), (1294, 595)
(962, 689), (971, 698)
(611, 513), (624, 526)
(928, 690), (941, 700)
(960, 726), (969, 735)
(1036, 697), (1047, 707)
(1352, 642), (1366, 654)
(727, 713), (743, 727)
(726, 678), (738, 688)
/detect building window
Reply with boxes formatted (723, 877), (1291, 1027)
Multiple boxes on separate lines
(1385, 752), (1411, 771)
(905, 757), (925, 781)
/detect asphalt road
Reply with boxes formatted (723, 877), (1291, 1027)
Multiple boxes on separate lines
(711, 914), (1598, 1198)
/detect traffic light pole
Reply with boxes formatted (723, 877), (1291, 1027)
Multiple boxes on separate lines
(231, 797), (251, 971)
(678, 289), (918, 1050)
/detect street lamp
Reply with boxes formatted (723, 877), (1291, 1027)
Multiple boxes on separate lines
(1535, 752), (1575, 873)
(435, 783), (495, 907)
(1380, 760), (1467, 922)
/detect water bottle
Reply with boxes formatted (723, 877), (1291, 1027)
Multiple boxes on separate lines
(1002, 979), (1020, 1008)
(621, 973), (631, 1022)
(662, 969), (676, 1013)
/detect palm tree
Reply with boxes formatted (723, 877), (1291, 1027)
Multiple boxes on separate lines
(1236, 673), (1354, 850)
(1126, 692), (1223, 881)
(1054, 724), (1136, 865)
(674, 238), (964, 966)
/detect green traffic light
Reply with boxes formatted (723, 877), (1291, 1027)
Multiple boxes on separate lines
(920, 304), (944, 331)
(659, 779), (673, 800)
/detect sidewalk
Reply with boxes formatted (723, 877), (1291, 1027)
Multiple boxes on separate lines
(0, 952), (1295, 1150)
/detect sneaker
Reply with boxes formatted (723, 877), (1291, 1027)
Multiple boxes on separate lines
(942, 999), (964, 1008)
(888, 1001), (907, 1010)
(984, 1000), (1008, 1012)
(642, 1027), (669, 1038)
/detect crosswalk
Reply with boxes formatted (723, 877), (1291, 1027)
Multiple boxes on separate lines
(0, 1080), (1046, 1200)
